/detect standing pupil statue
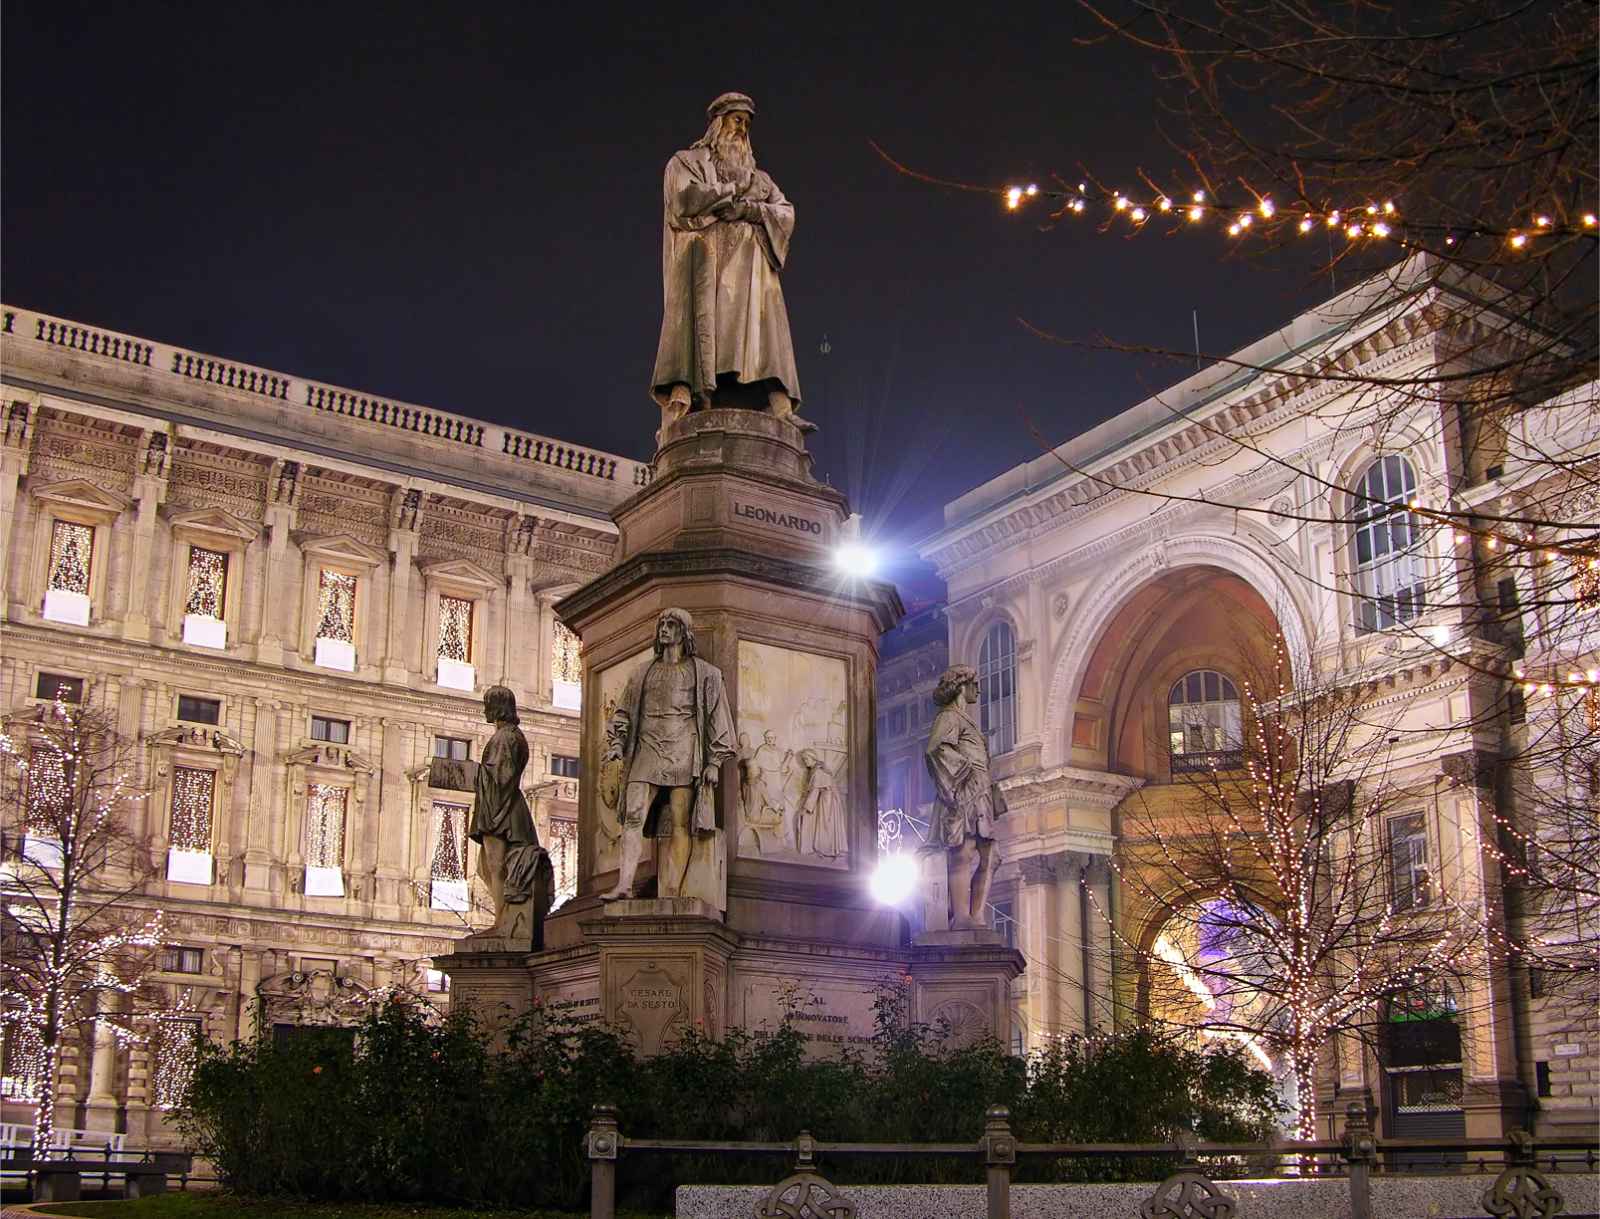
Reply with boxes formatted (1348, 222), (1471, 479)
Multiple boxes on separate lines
(602, 608), (737, 903)
(925, 665), (1007, 930)
(469, 686), (554, 945)
(652, 92), (817, 441)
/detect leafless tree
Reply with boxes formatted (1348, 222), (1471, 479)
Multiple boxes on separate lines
(0, 699), (167, 1154)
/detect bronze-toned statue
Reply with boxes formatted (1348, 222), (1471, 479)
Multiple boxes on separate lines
(924, 665), (1007, 930)
(601, 608), (737, 906)
(468, 686), (553, 944)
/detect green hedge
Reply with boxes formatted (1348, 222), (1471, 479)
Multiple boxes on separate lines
(179, 981), (1281, 1210)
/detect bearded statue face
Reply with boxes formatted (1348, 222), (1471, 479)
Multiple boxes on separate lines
(710, 112), (755, 188)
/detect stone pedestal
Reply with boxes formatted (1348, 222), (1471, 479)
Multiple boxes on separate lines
(437, 946), (535, 1035)
(441, 410), (1025, 1054)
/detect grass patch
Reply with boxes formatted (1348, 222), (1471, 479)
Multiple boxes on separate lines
(30, 1196), (663, 1219)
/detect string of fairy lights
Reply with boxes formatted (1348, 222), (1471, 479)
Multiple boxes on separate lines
(996, 177), (1598, 251)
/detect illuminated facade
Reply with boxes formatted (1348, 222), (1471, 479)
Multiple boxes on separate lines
(0, 304), (643, 1141)
(923, 279), (1597, 1141)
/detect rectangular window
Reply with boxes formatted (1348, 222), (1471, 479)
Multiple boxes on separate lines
(159, 946), (204, 974)
(185, 546), (228, 618)
(305, 784), (348, 873)
(1528, 968), (1546, 999)
(310, 716), (351, 745)
(178, 695), (222, 725)
(551, 619), (583, 711)
(993, 898), (1017, 949)
(549, 816), (578, 908)
(34, 672), (84, 703)
(888, 706), (908, 737)
(314, 569), (357, 670)
(152, 1017), (203, 1110)
(1387, 813), (1431, 911)
(433, 735), (470, 761)
(550, 753), (580, 778)
(44, 519), (94, 624)
(429, 801), (469, 912)
(25, 746), (72, 835)
(1536, 1061), (1551, 1097)
(424, 968), (450, 993)
(438, 596), (472, 662)
(167, 767), (215, 883)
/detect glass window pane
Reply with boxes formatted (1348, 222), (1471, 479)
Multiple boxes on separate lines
(1203, 671), (1219, 701)
(1186, 672), (1202, 702)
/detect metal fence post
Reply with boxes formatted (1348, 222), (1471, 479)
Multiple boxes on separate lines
(586, 1102), (620, 1219)
(1341, 1101), (1375, 1219)
(981, 1105), (1016, 1219)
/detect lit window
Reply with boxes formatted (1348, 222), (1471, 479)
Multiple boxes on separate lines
(552, 619), (582, 710)
(152, 1018), (203, 1110)
(47, 520), (92, 595)
(439, 596), (472, 662)
(433, 735), (470, 761)
(44, 520), (93, 624)
(1572, 555), (1600, 614)
(1168, 670), (1242, 773)
(1387, 813), (1431, 911)
(314, 569), (357, 670)
(548, 817), (578, 909)
(25, 746), (71, 836)
(429, 801), (469, 912)
(1351, 456), (1426, 633)
(977, 622), (1017, 756)
(305, 784), (348, 896)
(177, 695), (221, 726)
(159, 946), (205, 974)
(185, 546), (228, 618)
(310, 716), (350, 745)
(550, 753), (580, 778)
(424, 968), (450, 993)
(34, 672), (84, 704)
(167, 767), (215, 883)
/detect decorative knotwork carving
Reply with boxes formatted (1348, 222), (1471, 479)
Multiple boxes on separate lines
(755, 1171), (857, 1219)
(1139, 1170), (1237, 1219)
(1483, 1130), (1566, 1218)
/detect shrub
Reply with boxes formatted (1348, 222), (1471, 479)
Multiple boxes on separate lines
(178, 985), (1282, 1210)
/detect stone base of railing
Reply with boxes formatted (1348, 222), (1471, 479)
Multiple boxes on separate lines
(677, 1174), (1600, 1219)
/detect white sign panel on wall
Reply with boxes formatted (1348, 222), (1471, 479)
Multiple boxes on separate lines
(735, 639), (850, 869)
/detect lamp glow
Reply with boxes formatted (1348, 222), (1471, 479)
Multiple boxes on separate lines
(871, 853), (919, 905)
(834, 542), (880, 579)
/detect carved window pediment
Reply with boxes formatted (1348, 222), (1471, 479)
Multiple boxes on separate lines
(29, 477), (132, 521)
(295, 532), (386, 569)
(285, 742), (376, 775)
(418, 556), (500, 595)
(166, 505), (261, 546)
(147, 724), (246, 756)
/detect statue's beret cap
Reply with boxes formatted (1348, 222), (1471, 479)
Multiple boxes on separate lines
(706, 92), (755, 120)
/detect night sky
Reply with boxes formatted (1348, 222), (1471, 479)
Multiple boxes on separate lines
(3, 3), (1330, 603)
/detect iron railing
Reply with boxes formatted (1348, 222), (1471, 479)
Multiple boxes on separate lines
(586, 1101), (1598, 1219)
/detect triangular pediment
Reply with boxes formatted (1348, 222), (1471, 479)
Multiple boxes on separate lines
(296, 532), (387, 567)
(166, 505), (261, 544)
(418, 556), (501, 593)
(30, 478), (132, 516)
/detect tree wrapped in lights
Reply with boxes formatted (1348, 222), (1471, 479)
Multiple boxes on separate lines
(0, 699), (170, 1154)
(1103, 642), (1482, 1140)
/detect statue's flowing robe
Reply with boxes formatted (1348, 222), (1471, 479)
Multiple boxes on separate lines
(925, 705), (999, 846)
(468, 724), (547, 905)
(610, 655), (738, 836)
(650, 146), (801, 405)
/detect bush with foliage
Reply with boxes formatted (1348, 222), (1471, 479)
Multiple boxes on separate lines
(179, 980), (1281, 1210)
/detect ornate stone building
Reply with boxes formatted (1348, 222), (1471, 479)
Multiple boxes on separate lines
(0, 304), (644, 1141)
(922, 273), (1597, 1140)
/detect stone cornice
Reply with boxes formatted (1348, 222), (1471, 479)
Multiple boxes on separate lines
(998, 764), (1144, 812)
(924, 307), (1446, 579)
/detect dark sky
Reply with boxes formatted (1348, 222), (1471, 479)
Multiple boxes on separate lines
(3, 2), (1327, 604)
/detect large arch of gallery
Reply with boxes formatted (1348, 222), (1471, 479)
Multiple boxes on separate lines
(1063, 564), (1290, 782)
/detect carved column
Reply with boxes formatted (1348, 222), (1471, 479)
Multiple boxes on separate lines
(504, 553), (534, 703)
(256, 459), (300, 665)
(0, 398), (35, 623)
(384, 490), (421, 684)
(374, 716), (411, 915)
(243, 698), (278, 893)
(1083, 856), (1114, 1031)
(1017, 853), (1058, 1044)
(120, 467), (168, 642)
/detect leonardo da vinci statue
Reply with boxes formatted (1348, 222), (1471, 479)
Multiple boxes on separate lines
(651, 92), (817, 440)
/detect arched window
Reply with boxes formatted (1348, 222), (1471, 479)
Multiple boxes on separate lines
(1168, 669), (1241, 773)
(977, 621), (1017, 756)
(1351, 456), (1425, 633)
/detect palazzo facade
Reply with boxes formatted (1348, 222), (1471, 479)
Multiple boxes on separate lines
(922, 274), (1598, 1140)
(0, 304), (643, 1142)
